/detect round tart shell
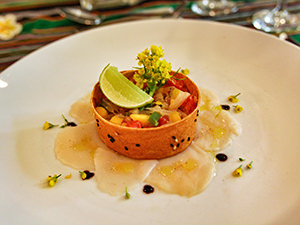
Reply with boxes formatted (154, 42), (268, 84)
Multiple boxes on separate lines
(91, 70), (200, 159)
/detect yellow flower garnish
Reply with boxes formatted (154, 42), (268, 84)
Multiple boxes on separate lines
(247, 161), (253, 169)
(134, 45), (172, 96)
(228, 93), (241, 103)
(47, 174), (61, 187)
(234, 105), (243, 113)
(43, 121), (58, 130)
(232, 165), (242, 177)
(0, 14), (22, 40)
(181, 68), (190, 75)
(79, 171), (87, 180)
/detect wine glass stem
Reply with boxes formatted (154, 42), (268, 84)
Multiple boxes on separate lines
(276, 0), (287, 11)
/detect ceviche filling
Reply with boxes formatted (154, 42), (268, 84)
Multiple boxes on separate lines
(95, 45), (198, 128)
(96, 74), (198, 128)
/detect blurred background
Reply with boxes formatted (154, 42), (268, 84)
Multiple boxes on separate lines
(0, 0), (300, 72)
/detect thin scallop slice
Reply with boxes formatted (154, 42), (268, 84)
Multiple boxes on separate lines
(69, 93), (94, 124)
(198, 87), (220, 111)
(145, 147), (215, 197)
(94, 147), (158, 196)
(195, 88), (242, 152)
(55, 121), (101, 171)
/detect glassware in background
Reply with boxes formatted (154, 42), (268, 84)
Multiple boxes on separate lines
(80, 0), (145, 11)
(191, 0), (238, 17)
(252, 0), (300, 33)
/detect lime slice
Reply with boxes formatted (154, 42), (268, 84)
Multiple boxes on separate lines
(99, 64), (153, 109)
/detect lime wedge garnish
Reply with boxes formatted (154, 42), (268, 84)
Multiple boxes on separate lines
(99, 64), (153, 109)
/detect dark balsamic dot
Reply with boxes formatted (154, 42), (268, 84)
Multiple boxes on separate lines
(216, 153), (228, 162)
(143, 185), (155, 194)
(181, 139), (185, 142)
(124, 146), (128, 151)
(136, 144), (140, 147)
(221, 105), (230, 110)
(170, 144), (174, 147)
(172, 136), (176, 139)
(187, 137), (191, 141)
(176, 143), (180, 148)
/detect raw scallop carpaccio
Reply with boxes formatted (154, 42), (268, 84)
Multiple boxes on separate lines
(54, 87), (241, 197)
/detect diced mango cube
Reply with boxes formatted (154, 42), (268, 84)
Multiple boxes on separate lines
(96, 106), (108, 119)
(130, 114), (150, 126)
(169, 111), (181, 123)
(170, 88), (181, 100)
(110, 115), (123, 125)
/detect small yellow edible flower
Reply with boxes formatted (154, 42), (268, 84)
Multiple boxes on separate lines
(181, 68), (190, 75)
(43, 121), (58, 130)
(79, 171), (87, 180)
(228, 93), (241, 103)
(150, 45), (164, 58)
(232, 165), (242, 177)
(0, 14), (22, 40)
(234, 105), (243, 113)
(79, 170), (94, 180)
(247, 161), (253, 169)
(47, 174), (61, 187)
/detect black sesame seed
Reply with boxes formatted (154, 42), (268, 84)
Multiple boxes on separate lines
(221, 104), (230, 110)
(216, 153), (228, 162)
(172, 136), (176, 139)
(136, 144), (140, 147)
(124, 146), (128, 151)
(96, 119), (99, 122)
(194, 119), (197, 122)
(176, 143), (180, 148)
(187, 137), (191, 141)
(181, 139), (185, 142)
(110, 137), (115, 143)
(97, 123), (99, 127)
(170, 144), (174, 147)
(108, 134), (111, 138)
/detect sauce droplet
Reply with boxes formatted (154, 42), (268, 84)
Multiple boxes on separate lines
(216, 153), (228, 162)
(221, 104), (230, 110)
(143, 185), (155, 194)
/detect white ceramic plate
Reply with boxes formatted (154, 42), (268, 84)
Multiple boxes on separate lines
(1, 19), (300, 225)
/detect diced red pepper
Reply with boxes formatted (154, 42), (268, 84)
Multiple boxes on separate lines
(126, 120), (143, 128)
(167, 78), (185, 91)
(180, 95), (198, 114)
(158, 115), (169, 126)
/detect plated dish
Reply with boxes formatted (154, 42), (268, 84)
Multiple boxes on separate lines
(1, 19), (300, 225)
